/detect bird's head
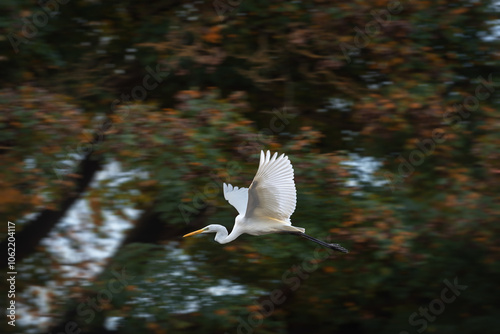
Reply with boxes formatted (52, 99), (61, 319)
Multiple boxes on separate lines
(183, 224), (223, 238)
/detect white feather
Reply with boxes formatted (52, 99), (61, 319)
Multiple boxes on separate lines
(223, 183), (249, 216)
(244, 150), (297, 221)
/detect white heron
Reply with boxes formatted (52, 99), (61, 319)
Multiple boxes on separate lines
(183, 150), (348, 253)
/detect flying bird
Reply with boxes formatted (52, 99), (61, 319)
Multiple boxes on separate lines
(183, 150), (348, 253)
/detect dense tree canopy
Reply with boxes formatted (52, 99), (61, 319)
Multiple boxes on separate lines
(1, 1), (499, 333)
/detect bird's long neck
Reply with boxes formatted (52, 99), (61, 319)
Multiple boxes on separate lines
(213, 224), (241, 244)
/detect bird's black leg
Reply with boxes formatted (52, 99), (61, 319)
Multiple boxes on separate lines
(284, 232), (349, 253)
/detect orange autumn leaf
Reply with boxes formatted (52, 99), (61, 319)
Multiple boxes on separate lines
(146, 322), (160, 330)
(215, 309), (229, 316)
(323, 266), (337, 273)
(203, 26), (222, 44)
(451, 7), (468, 15)
(0, 187), (24, 208)
(246, 305), (261, 312)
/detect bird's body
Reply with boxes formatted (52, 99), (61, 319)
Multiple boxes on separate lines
(183, 151), (348, 253)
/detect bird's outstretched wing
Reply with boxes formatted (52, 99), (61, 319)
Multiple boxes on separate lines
(223, 183), (248, 216)
(245, 151), (296, 221)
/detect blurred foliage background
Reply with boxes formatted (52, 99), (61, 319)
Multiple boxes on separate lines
(1, 0), (500, 333)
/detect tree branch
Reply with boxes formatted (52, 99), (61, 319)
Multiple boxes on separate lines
(1, 153), (102, 268)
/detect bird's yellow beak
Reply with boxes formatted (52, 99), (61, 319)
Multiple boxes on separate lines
(183, 228), (206, 238)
